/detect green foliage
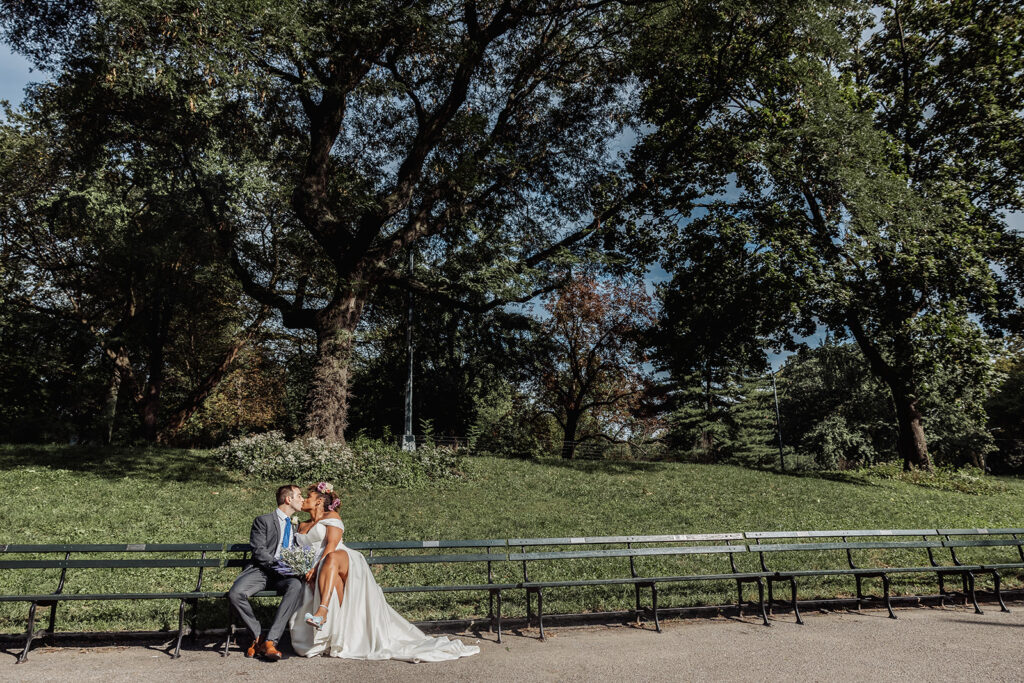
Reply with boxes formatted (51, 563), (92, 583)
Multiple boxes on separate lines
(857, 462), (1007, 496)
(778, 340), (1001, 470)
(667, 371), (777, 468)
(214, 431), (466, 488)
(467, 380), (553, 459)
(633, 0), (1024, 470)
(986, 337), (1024, 474)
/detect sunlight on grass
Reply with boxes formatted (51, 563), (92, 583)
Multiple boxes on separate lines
(1, 444), (1022, 632)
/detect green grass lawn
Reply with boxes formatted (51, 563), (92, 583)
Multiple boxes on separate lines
(1, 444), (1022, 634)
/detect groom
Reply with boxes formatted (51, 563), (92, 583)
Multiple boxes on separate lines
(228, 484), (305, 660)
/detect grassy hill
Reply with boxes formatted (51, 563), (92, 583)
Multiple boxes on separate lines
(1, 444), (1022, 633)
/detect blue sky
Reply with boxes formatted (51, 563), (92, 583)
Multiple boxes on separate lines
(0, 43), (31, 107)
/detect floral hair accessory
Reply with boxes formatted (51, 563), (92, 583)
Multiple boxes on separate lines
(327, 498), (341, 512)
(316, 482), (334, 494)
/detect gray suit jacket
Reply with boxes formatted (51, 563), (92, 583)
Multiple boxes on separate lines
(248, 511), (289, 574)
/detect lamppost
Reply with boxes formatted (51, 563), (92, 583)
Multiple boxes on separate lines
(402, 250), (416, 452)
(770, 367), (785, 471)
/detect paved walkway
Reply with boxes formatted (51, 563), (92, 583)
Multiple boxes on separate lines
(3, 606), (1022, 682)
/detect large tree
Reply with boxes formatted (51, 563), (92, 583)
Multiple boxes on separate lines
(0, 69), (265, 443)
(632, 0), (1024, 470)
(534, 274), (655, 459)
(22, 0), (643, 444)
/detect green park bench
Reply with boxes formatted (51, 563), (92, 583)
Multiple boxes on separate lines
(745, 528), (1024, 623)
(0, 543), (222, 663)
(221, 537), (515, 653)
(507, 534), (770, 639)
(4, 529), (1022, 661)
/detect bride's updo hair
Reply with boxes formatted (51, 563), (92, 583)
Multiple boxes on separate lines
(308, 482), (341, 512)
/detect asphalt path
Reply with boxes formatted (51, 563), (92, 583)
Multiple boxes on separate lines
(3, 605), (1022, 682)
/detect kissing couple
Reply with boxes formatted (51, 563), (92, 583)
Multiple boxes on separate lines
(228, 483), (480, 661)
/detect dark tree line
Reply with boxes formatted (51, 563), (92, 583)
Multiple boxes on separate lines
(1, 0), (1022, 472)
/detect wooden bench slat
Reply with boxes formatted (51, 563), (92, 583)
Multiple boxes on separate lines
(367, 553), (507, 565)
(745, 529), (938, 539)
(509, 545), (747, 562)
(0, 543), (223, 553)
(938, 528), (1024, 536)
(381, 584), (519, 593)
(753, 540), (944, 553)
(943, 539), (1024, 548)
(0, 559), (222, 569)
(347, 539), (506, 550)
(509, 534), (743, 546)
(0, 592), (223, 602)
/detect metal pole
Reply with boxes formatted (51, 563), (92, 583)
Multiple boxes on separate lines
(402, 250), (416, 452)
(771, 370), (784, 470)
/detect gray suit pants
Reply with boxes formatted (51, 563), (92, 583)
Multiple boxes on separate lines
(228, 566), (304, 643)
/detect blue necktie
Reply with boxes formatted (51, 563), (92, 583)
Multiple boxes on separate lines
(281, 518), (291, 550)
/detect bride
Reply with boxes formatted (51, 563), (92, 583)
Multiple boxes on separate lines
(288, 482), (480, 661)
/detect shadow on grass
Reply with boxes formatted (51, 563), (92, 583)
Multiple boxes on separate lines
(534, 456), (669, 475)
(763, 467), (876, 487)
(0, 444), (232, 485)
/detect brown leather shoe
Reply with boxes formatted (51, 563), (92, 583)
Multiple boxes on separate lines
(261, 639), (284, 660)
(245, 637), (263, 658)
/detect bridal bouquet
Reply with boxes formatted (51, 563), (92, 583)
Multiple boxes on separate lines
(277, 545), (319, 577)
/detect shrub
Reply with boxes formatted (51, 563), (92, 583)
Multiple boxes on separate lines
(857, 461), (1006, 495)
(215, 431), (466, 488)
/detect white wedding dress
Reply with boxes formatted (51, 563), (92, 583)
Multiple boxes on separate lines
(288, 518), (480, 661)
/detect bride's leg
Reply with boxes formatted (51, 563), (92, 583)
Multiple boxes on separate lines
(312, 551), (351, 619)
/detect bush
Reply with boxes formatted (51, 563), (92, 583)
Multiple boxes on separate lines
(215, 431), (467, 488)
(857, 462), (1006, 495)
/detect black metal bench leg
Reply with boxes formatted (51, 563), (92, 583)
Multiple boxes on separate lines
(172, 599), (187, 659)
(526, 589), (533, 623)
(756, 579), (770, 627)
(496, 591), (503, 644)
(536, 589), (545, 641)
(967, 572), (982, 615)
(789, 577), (803, 625)
(881, 575), (896, 619)
(47, 602), (59, 637)
(855, 575), (863, 611)
(651, 584), (661, 633)
(993, 570), (1009, 613)
(938, 573), (946, 606)
(488, 591), (494, 626)
(960, 573), (970, 609)
(736, 580), (743, 614)
(767, 580), (774, 615)
(634, 583), (643, 623)
(17, 602), (39, 664)
(222, 604), (233, 657)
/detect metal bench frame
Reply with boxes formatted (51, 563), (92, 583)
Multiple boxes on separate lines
(0, 543), (221, 663)
(747, 528), (1024, 622)
(5, 528), (1023, 658)
(508, 534), (770, 639)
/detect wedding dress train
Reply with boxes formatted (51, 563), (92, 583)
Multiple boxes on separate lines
(288, 518), (480, 661)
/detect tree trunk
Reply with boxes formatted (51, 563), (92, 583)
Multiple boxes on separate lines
(138, 303), (170, 442)
(893, 390), (933, 472)
(846, 314), (933, 472)
(98, 355), (124, 445)
(561, 409), (582, 459)
(306, 294), (364, 443)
